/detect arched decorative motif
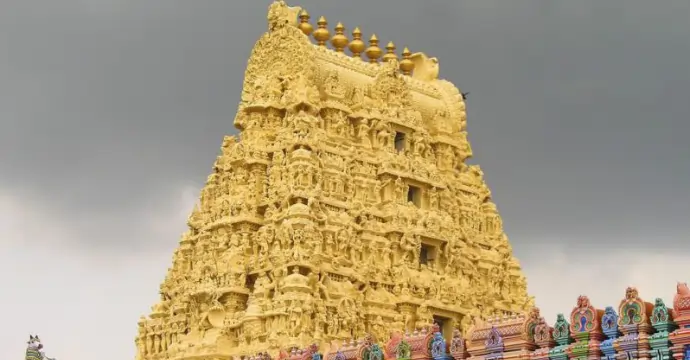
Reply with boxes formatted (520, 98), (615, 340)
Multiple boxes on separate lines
(369, 60), (413, 114)
(363, 344), (384, 360)
(449, 329), (466, 358)
(241, 24), (317, 108)
(395, 340), (412, 360)
(385, 332), (403, 360)
(534, 317), (552, 343)
(618, 287), (645, 327)
(599, 307), (619, 360)
(553, 314), (571, 346)
(601, 306), (620, 338)
(523, 308), (541, 341)
(570, 296), (597, 334)
(651, 298), (672, 327)
(430, 332), (448, 358)
(485, 326), (504, 352)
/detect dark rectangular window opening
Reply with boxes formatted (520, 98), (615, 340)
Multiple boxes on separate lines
(420, 242), (440, 268)
(420, 245), (429, 265)
(433, 316), (446, 335)
(394, 132), (406, 152)
(407, 185), (421, 207)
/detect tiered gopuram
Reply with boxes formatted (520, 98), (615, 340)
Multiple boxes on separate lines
(136, 1), (535, 359)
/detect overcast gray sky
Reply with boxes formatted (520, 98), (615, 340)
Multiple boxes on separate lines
(1, 0), (688, 359)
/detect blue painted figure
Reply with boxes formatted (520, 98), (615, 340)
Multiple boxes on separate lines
(431, 332), (450, 360)
(600, 307), (620, 360)
(367, 344), (384, 360)
(484, 326), (504, 360)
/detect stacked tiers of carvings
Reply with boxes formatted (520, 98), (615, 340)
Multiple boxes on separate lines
(242, 285), (690, 360)
(136, 1), (533, 359)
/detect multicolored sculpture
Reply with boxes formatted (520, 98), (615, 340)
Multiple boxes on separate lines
(566, 295), (602, 360)
(25, 335), (56, 360)
(237, 286), (690, 360)
(599, 306), (620, 360)
(614, 287), (654, 360)
(548, 313), (572, 360)
(649, 298), (676, 360)
(670, 283), (690, 360)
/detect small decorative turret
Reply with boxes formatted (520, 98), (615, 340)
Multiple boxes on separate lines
(331, 22), (348, 52)
(297, 9), (313, 36)
(399, 47), (414, 75)
(313, 16), (330, 47)
(365, 34), (382, 63)
(383, 41), (397, 63)
(349, 27), (365, 59)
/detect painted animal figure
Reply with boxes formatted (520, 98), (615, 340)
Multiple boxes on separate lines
(26, 335), (56, 360)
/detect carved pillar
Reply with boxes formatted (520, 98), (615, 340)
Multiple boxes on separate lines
(398, 304), (417, 333)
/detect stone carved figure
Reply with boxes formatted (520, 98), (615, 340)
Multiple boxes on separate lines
(409, 52), (440, 82)
(267, 0), (301, 31)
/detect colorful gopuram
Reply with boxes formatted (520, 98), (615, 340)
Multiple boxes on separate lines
(245, 286), (689, 360)
(136, 0), (533, 359)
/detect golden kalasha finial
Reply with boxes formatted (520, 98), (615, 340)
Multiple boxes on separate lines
(348, 27), (365, 59)
(365, 34), (382, 63)
(313, 16), (330, 47)
(297, 9), (313, 36)
(383, 41), (398, 63)
(399, 47), (414, 75)
(331, 22), (349, 53)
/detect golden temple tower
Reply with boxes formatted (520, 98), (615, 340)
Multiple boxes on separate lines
(135, 1), (533, 359)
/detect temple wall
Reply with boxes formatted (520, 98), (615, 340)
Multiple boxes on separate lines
(243, 285), (690, 360)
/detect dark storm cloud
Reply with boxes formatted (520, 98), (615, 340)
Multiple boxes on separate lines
(0, 0), (688, 251)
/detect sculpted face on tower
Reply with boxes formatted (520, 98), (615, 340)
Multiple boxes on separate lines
(625, 286), (639, 299)
(27, 335), (41, 350)
(409, 52), (439, 82)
